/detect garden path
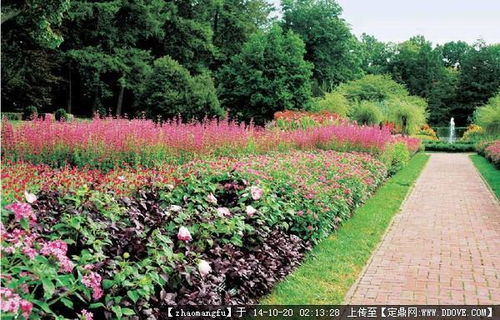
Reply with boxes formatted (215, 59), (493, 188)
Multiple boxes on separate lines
(346, 153), (500, 304)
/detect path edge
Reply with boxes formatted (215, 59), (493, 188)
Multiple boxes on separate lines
(469, 153), (500, 203)
(343, 153), (431, 304)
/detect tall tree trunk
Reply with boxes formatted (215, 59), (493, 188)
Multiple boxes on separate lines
(67, 62), (72, 114)
(116, 84), (125, 117)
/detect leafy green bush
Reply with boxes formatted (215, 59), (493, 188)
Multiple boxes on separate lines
(349, 101), (383, 125)
(22, 106), (38, 120)
(386, 97), (428, 135)
(54, 108), (69, 121)
(311, 91), (349, 116)
(141, 56), (224, 121)
(336, 74), (409, 102)
(380, 142), (411, 175)
(474, 93), (500, 135)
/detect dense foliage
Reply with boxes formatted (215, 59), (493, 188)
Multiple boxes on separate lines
(2, 1), (498, 125)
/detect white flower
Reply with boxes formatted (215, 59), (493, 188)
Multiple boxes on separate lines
(245, 205), (257, 217)
(250, 186), (263, 200)
(24, 191), (37, 204)
(170, 205), (182, 212)
(177, 226), (192, 242)
(198, 260), (211, 277)
(217, 207), (231, 217)
(117, 176), (126, 181)
(207, 193), (218, 205)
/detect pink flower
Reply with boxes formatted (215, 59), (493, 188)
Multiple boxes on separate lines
(22, 247), (38, 259)
(24, 191), (37, 204)
(245, 205), (257, 217)
(4, 202), (36, 225)
(20, 300), (33, 319)
(40, 240), (74, 273)
(217, 207), (231, 217)
(177, 226), (192, 242)
(250, 186), (263, 200)
(80, 309), (94, 320)
(82, 272), (103, 300)
(207, 193), (218, 205)
(0, 287), (32, 318)
(297, 210), (304, 216)
(198, 260), (211, 277)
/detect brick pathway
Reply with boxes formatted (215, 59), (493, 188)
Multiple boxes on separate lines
(346, 153), (500, 305)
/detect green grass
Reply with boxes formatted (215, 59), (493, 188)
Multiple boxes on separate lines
(470, 154), (500, 199)
(261, 153), (430, 304)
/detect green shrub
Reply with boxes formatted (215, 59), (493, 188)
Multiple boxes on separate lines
(311, 91), (349, 116)
(474, 93), (500, 135)
(423, 140), (475, 152)
(54, 108), (69, 121)
(350, 101), (383, 125)
(386, 97), (428, 135)
(1, 112), (22, 121)
(22, 106), (38, 120)
(380, 142), (411, 175)
(337, 74), (408, 102)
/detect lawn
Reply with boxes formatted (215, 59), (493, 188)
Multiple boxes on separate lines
(261, 153), (430, 304)
(470, 154), (500, 199)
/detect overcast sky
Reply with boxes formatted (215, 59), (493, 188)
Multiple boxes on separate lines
(268, 0), (500, 44)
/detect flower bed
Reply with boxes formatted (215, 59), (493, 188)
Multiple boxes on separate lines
(1, 150), (386, 318)
(1, 117), (419, 170)
(484, 140), (500, 167)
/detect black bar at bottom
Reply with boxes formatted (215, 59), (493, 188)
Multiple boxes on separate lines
(158, 305), (499, 319)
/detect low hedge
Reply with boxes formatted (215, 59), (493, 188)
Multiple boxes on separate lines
(423, 140), (475, 152)
(1, 151), (388, 318)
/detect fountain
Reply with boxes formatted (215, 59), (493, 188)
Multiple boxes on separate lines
(448, 117), (455, 143)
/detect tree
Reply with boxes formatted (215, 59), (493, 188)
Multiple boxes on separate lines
(439, 41), (471, 69)
(1, 0), (70, 48)
(211, 0), (272, 68)
(454, 43), (500, 124)
(217, 24), (313, 124)
(141, 56), (223, 120)
(359, 34), (393, 74)
(282, 0), (363, 91)
(386, 36), (446, 99)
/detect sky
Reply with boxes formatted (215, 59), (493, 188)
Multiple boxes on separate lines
(268, 0), (500, 44)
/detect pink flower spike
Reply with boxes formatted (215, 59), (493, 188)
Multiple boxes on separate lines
(177, 226), (192, 242)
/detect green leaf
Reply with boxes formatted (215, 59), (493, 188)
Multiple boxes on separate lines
(112, 305), (123, 318)
(20, 217), (30, 230)
(122, 308), (135, 316)
(102, 279), (114, 289)
(42, 278), (55, 298)
(127, 290), (140, 303)
(89, 302), (105, 309)
(61, 298), (74, 308)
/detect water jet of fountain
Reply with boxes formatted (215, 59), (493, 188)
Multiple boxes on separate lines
(448, 117), (455, 144)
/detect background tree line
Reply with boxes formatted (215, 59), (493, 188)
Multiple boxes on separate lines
(2, 0), (499, 126)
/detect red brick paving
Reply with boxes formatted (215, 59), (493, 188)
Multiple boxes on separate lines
(346, 153), (500, 305)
